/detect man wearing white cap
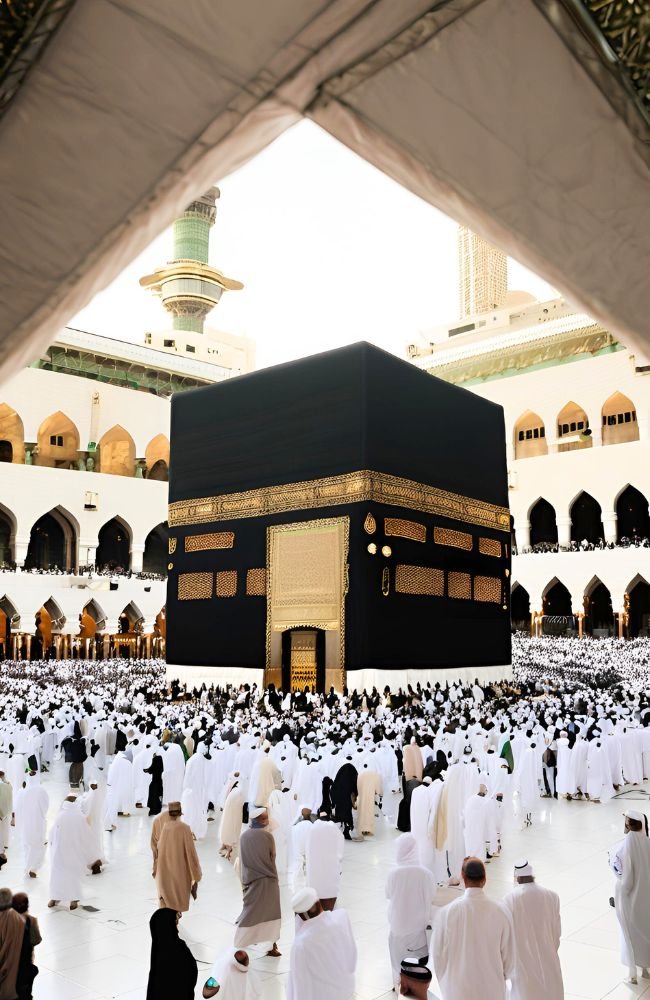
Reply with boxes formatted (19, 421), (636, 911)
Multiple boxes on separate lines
(287, 886), (356, 1000)
(502, 860), (563, 999)
(248, 742), (281, 810)
(306, 811), (345, 910)
(610, 809), (650, 984)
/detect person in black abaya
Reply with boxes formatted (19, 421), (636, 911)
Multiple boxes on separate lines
(396, 777), (422, 833)
(144, 754), (164, 816)
(331, 758), (358, 839)
(146, 907), (197, 1000)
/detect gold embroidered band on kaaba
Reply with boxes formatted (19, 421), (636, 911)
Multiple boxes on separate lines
(169, 470), (510, 533)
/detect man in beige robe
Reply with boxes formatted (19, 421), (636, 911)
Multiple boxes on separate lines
(154, 801), (202, 912)
(0, 886), (25, 1000)
(235, 807), (281, 957)
(403, 740), (424, 782)
(150, 806), (173, 876)
(357, 764), (383, 836)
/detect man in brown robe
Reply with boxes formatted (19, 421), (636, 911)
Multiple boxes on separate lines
(154, 801), (202, 912)
(150, 806), (173, 877)
(235, 807), (281, 957)
(0, 886), (25, 1000)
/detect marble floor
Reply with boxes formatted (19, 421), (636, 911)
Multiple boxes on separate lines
(7, 762), (650, 1000)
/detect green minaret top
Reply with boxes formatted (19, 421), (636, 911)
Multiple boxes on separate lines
(140, 186), (242, 335)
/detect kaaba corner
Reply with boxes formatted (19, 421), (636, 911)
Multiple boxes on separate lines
(165, 342), (511, 692)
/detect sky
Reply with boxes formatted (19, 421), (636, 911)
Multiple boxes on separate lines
(72, 120), (557, 371)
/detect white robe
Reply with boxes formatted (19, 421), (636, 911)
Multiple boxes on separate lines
(615, 830), (650, 968)
(386, 836), (435, 988)
(432, 888), (514, 1000)
(15, 778), (49, 874)
(287, 908), (356, 1000)
(49, 799), (93, 902)
(502, 882), (563, 1000)
(463, 794), (494, 860)
(162, 743), (185, 803)
(306, 819), (344, 899)
(80, 785), (107, 864)
(106, 753), (134, 813)
(288, 818), (313, 892)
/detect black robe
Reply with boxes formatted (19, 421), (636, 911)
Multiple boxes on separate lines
(331, 762), (358, 827)
(146, 908), (197, 1000)
(145, 754), (164, 816)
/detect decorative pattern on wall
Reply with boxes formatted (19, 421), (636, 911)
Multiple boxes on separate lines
(434, 527), (473, 551)
(479, 537), (501, 558)
(168, 537), (177, 554)
(448, 571), (472, 600)
(178, 572), (213, 600)
(363, 512), (377, 534)
(384, 517), (426, 543)
(185, 531), (235, 552)
(216, 570), (237, 598)
(474, 575), (502, 603)
(246, 568), (267, 596)
(395, 564), (444, 596)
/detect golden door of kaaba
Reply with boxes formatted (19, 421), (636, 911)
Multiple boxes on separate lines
(289, 629), (318, 691)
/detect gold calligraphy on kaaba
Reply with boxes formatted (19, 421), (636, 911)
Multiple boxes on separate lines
(178, 572), (213, 600)
(385, 517), (426, 543)
(215, 571), (237, 597)
(474, 575), (502, 603)
(246, 568), (267, 596)
(479, 537), (501, 558)
(395, 565), (444, 596)
(448, 571), (472, 600)
(434, 527), (473, 551)
(185, 532), (235, 552)
(169, 470), (510, 533)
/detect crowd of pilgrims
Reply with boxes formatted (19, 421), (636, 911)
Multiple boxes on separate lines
(0, 633), (648, 997)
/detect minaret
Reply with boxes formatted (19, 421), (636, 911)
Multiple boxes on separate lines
(140, 186), (243, 335)
(458, 226), (507, 319)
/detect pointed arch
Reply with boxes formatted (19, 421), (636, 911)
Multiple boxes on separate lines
(556, 400), (591, 451)
(80, 598), (106, 638)
(583, 577), (614, 635)
(615, 485), (650, 542)
(26, 505), (78, 571)
(602, 391), (638, 445)
(513, 410), (547, 460)
(35, 411), (80, 468)
(0, 595), (19, 630)
(119, 601), (144, 634)
(542, 577), (572, 615)
(98, 424), (136, 477)
(145, 434), (170, 481)
(43, 596), (65, 629)
(570, 491), (603, 544)
(143, 522), (168, 575)
(511, 583), (530, 630)
(96, 516), (132, 571)
(626, 574), (650, 637)
(0, 504), (16, 565)
(0, 403), (24, 463)
(528, 498), (557, 548)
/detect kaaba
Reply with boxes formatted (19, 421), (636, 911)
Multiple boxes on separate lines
(166, 342), (511, 692)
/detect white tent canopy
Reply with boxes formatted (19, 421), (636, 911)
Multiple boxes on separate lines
(1, 0), (648, 381)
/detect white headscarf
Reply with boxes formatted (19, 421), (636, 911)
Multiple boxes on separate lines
(209, 951), (261, 999)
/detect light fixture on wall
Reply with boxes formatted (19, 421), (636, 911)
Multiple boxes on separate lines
(84, 491), (98, 510)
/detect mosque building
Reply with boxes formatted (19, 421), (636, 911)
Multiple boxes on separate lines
(0, 189), (253, 660)
(409, 229), (650, 640)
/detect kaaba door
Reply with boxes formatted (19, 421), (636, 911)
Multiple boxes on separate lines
(281, 628), (326, 692)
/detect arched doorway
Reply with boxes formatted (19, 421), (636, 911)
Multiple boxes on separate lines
(148, 459), (168, 481)
(0, 404), (24, 463)
(25, 508), (77, 570)
(35, 411), (80, 468)
(115, 601), (143, 657)
(542, 579), (574, 635)
(556, 401), (591, 452)
(570, 492), (604, 545)
(0, 595), (17, 657)
(96, 518), (131, 571)
(0, 507), (16, 565)
(584, 579), (614, 635)
(529, 498), (558, 548)
(616, 485), (650, 542)
(98, 425), (136, 476)
(143, 523), (168, 574)
(602, 392), (639, 445)
(511, 584), (530, 631)
(627, 577), (650, 637)
(513, 411), (547, 460)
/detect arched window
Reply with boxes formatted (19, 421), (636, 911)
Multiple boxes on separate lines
(143, 523), (169, 575)
(35, 412), (80, 468)
(80, 599), (106, 638)
(570, 492), (604, 544)
(602, 392), (639, 445)
(616, 486), (650, 543)
(584, 579), (614, 635)
(119, 602), (144, 634)
(96, 517), (131, 571)
(529, 498), (558, 548)
(98, 425), (136, 477)
(25, 508), (77, 571)
(0, 404), (24, 463)
(145, 434), (170, 481)
(511, 584), (530, 630)
(627, 576), (650, 637)
(0, 506), (16, 566)
(556, 401), (591, 452)
(513, 411), (547, 460)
